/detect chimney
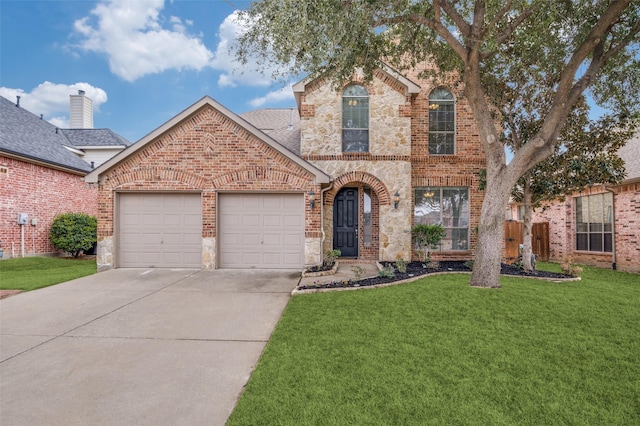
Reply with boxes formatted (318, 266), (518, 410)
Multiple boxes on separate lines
(16, 96), (20, 107)
(69, 90), (93, 128)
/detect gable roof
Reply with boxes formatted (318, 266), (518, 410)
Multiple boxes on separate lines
(85, 96), (330, 184)
(0, 96), (92, 174)
(240, 108), (301, 155)
(292, 63), (421, 109)
(61, 128), (131, 148)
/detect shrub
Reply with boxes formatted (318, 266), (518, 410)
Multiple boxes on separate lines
(412, 224), (446, 263)
(395, 258), (408, 273)
(49, 213), (97, 258)
(325, 249), (341, 267)
(560, 257), (583, 277)
(351, 265), (365, 280)
(378, 265), (395, 278)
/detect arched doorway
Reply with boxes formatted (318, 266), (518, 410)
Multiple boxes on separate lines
(332, 186), (379, 259)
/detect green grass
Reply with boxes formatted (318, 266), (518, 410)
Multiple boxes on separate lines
(228, 264), (640, 425)
(0, 256), (97, 291)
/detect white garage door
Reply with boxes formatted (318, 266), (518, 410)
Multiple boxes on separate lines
(218, 193), (304, 269)
(118, 193), (202, 268)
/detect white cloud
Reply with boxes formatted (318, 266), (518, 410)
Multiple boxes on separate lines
(0, 82), (108, 127)
(72, 0), (213, 82)
(210, 11), (285, 88)
(249, 85), (295, 108)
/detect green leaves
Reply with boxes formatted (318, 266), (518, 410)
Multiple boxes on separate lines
(49, 213), (97, 258)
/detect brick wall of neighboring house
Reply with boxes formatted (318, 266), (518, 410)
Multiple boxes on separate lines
(408, 70), (486, 261)
(0, 155), (97, 258)
(96, 105), (319, 270)
(530, 183), (640, 273)
(612, 183), (640, 273)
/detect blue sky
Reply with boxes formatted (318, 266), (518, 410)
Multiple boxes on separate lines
(0, 0), (297, 142)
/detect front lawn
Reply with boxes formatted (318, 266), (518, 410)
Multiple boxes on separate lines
(228, 264), (640, 425)
(0, 256), (96, 291)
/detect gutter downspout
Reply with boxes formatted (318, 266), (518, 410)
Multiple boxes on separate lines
(605, 186), (616, 270)
(319, 182), (334, 264)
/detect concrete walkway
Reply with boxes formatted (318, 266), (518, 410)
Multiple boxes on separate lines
(0, 268), (300, 426)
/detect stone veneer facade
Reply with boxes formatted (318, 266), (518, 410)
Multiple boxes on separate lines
(94, 65), (487, 269)
(298, 67), (485, 262)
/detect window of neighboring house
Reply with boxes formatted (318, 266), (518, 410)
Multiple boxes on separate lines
(428, 88), (455, 155)
(575, 193), (613, 252)
(342, 84), (369, 152)
(414, 187), (469, 250)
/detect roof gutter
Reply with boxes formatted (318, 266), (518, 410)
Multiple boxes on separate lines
(0, 149), (90, 175)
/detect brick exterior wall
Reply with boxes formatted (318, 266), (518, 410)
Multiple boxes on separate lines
(530, 183), (639, 273)
(0, 155), (97, 258)
(407, 68), (485, 261)
(96, 105), (318, 269)
(298, 67), (486, 262)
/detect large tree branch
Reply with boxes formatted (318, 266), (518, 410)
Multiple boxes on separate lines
(488, 0), (513, 34)
(495, 2), (542, 45)
(602, 18), (640, 63)
(554, 0), (633, 107)
(437, 0), (472, 38)
(376, 13), (467, 59)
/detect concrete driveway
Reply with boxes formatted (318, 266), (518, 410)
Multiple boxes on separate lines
(0, 268), (300, 426)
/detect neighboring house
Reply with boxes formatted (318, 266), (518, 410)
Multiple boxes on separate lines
(0, 95), (130, 258)
(85, 64), (486, 270)
(509, 133), (639, 273)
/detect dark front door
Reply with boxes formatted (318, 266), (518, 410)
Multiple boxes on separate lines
(334, 188), (358, 257)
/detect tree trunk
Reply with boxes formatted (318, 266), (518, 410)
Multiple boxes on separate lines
(470, 181), (510, 288)
(521, 175), (534, 271)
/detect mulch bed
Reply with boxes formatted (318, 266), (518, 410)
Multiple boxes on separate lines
(297, 261), (572, 291)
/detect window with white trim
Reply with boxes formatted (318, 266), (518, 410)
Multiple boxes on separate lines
(576, 193), (613, 252)
(342, 84), (369, 152)
(428, 88), (455, 155)
(414, 187), (469, 250)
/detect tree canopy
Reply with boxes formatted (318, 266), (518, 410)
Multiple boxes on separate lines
(234, 0), (640, 287)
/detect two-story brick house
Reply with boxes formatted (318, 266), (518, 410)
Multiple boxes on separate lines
(86, 65), (485, 270)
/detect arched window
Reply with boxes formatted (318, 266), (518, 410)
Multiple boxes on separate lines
(342, 84), (369, 152)
(428, 88), (455, 155)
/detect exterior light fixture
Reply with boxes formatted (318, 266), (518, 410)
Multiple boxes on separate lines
(309, 189), (316, 210)
(393, 191), (400, 209)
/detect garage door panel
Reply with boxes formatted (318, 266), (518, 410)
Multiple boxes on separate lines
(263, 215), (282, 227)
(263, 197), (282, 209)
(242, 234), (261, 245)
(219, 193), (304, 269)
(118, 193), (201, 268)
(282, 234), (302, 246)
(242, 215), (261, 227)
(262, 234), (282, 245)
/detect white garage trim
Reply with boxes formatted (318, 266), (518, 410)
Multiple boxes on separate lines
(117, 192), (202, 268)
(218, 193), (304, 269)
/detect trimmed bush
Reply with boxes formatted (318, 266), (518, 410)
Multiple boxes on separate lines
(49, 213), (97, 258)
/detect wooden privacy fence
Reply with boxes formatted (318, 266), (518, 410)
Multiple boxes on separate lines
(504, 221), (550, 264)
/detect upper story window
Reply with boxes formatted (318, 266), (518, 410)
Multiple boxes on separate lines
(576, 193), (613, 252)
(342, 84), (369, 152)
(428, 88), (455, 155)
